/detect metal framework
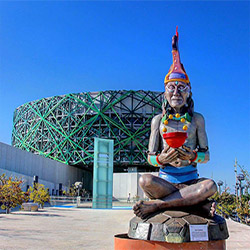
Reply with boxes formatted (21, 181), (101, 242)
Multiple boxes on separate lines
(12, 90), (163, 168)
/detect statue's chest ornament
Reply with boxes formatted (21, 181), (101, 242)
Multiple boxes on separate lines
(161, 112), (192, 148)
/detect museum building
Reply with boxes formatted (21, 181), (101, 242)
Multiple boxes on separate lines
(12, 90), (163, 172)
(6, 90), (163, 195)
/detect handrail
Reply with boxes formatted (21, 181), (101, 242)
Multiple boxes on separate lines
(50, 196), (92, 205)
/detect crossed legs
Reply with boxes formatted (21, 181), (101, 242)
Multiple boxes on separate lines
(133, 174), (217, 219)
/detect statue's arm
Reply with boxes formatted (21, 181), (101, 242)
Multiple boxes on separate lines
(148, 115), (161, 153)
(147, 115), (162, 166)
(194, 113), (210, 163)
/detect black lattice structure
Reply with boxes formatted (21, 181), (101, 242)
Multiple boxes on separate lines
(12, 90), (163, 169)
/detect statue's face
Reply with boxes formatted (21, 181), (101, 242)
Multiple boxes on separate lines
(165, 81), (190, 109)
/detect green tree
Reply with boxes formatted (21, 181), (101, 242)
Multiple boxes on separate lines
(28, 183), (50, 208)
(211, 189), (237, 216)
(0, 174), (28, 214)
(63, 185), (78, 197)
(236, 195), (250, 222)
(212, 188), (250, 224)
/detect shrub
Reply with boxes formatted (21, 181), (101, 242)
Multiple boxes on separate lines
(28, 183), (50, 208)
(0, 174), (28, 214)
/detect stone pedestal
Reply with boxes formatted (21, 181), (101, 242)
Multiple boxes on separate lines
(21, 203), (39, 212)
(128, 210), (229, 242)
(114, 211), (229, 250)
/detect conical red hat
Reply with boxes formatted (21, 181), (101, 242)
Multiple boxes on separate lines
(164, 27), (190, 85)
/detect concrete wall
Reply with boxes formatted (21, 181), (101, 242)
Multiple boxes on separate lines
(113, 172), (158, 200)
(0, 142), (88, 193)
(0, 142), (159, 198)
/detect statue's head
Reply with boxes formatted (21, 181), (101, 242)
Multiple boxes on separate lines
(164, 80), (191, 110)
(163, 28), (194, 116)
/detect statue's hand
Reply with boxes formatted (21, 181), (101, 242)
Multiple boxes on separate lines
(157, 146), (178, 165)
(176, 145), (196, 161)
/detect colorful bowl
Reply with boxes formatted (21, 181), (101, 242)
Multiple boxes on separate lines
(163, 132), (188, 148)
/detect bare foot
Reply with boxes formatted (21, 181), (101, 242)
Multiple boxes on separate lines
(133, 200), (162, 219)
(198, 200), (216, 218)
(210, 201), (216, 217)
(183, 200), (216, 218)
(133, 200), (216, 219)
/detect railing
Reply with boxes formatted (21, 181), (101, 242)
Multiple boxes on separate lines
(50, 196), (92, 206)
(49, 196), (148, 207)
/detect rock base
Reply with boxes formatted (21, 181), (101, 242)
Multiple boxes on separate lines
(128, 210), (229, 243)
(21, 203), (39, 212)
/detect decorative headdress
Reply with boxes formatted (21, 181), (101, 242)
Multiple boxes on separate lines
(164, 27), (190, 85)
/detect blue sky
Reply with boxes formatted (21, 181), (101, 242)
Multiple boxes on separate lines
(0, 1), (249, 192)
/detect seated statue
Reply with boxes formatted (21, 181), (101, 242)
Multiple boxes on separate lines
(133, 29), (217, 220)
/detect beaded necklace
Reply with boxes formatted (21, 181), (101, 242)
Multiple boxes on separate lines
(161, 112), (192, 148)
(161, 112), (192, 133)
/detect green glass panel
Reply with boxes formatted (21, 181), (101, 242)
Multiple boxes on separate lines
(92, 138), (114, 209)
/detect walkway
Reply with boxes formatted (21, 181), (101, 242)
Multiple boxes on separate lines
(0, 207), (249, 249)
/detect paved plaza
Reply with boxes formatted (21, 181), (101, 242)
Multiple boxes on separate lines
(0, 206), (250, 250)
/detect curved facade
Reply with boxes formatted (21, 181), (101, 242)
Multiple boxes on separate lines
(12, 90), (163, 169)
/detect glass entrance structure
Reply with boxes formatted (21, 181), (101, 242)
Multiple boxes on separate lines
(93, 138), (114, 209)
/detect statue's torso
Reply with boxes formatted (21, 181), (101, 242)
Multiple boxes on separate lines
(159, 113), (199, 167)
